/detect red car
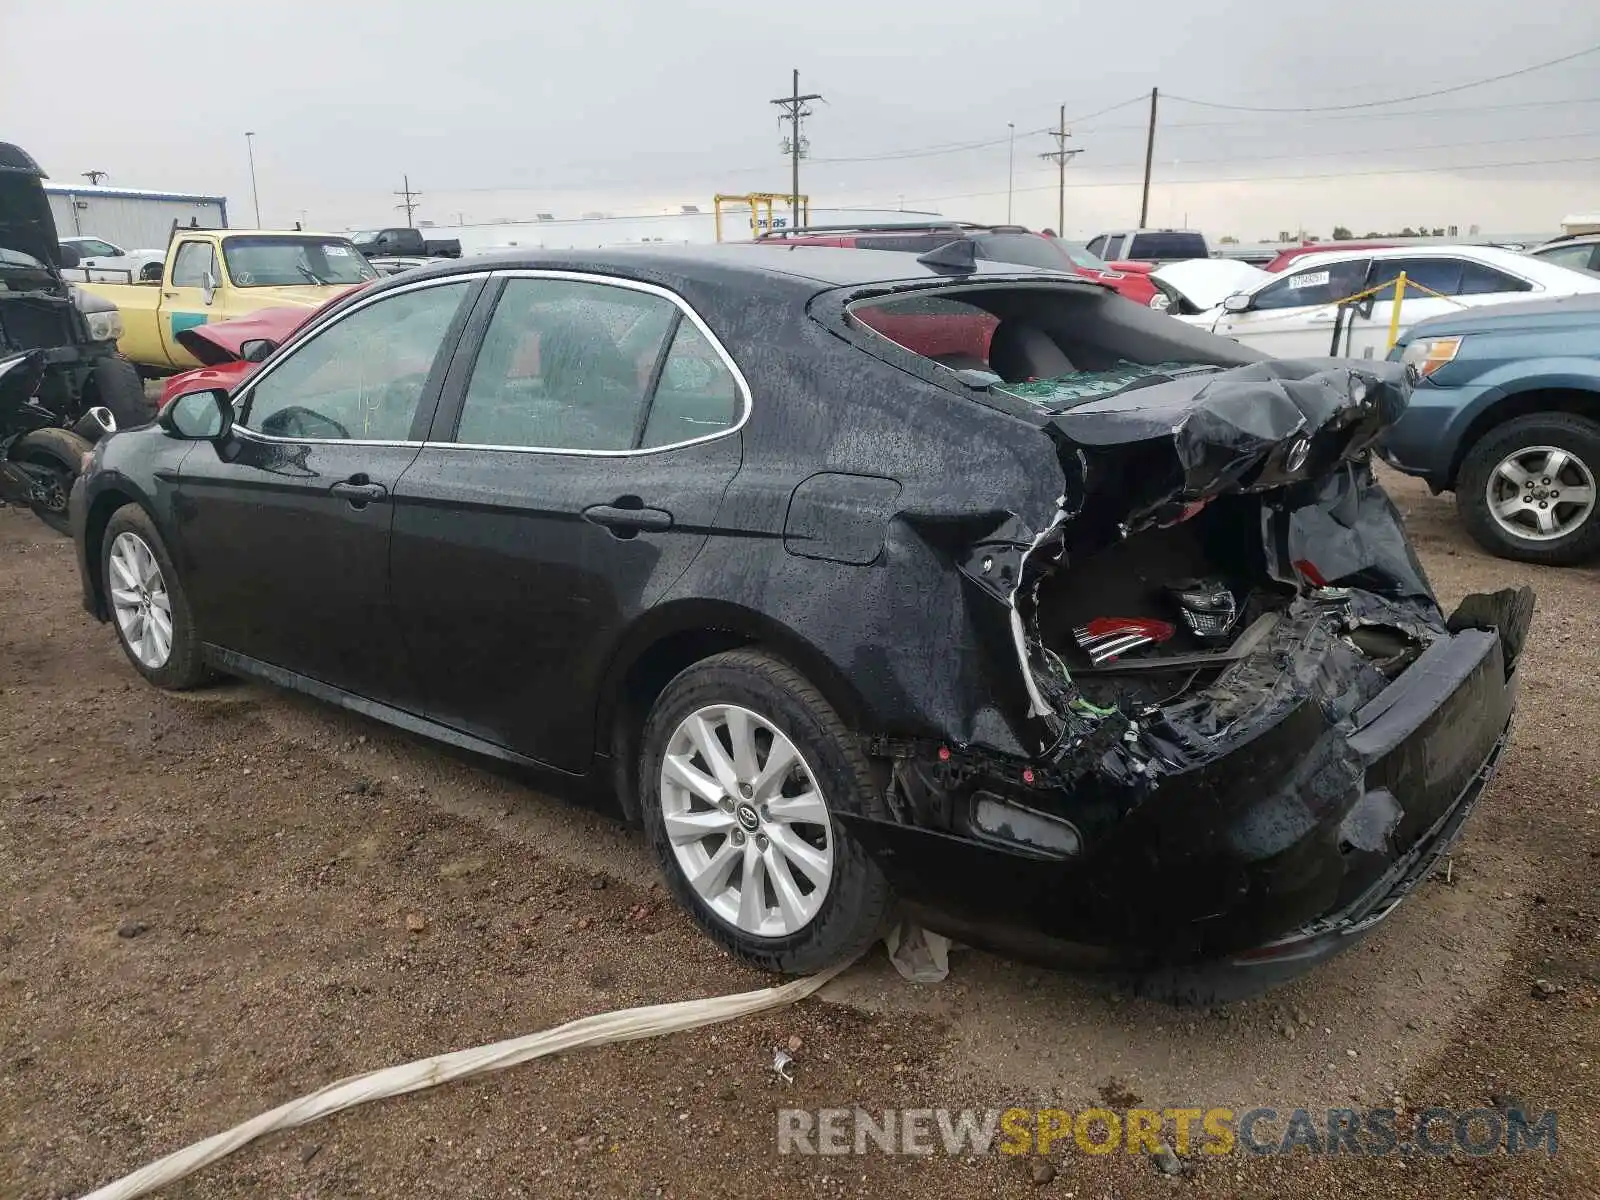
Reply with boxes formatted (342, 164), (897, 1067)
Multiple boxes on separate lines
(756, 223), (1159, 306)
(156, 286), (371, 410)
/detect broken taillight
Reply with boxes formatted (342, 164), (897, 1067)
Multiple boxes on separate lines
(1072, 617), (1175, 664)
(1167, 578), (1240, 643)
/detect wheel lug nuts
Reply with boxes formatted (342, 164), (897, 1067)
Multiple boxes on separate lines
(731, 829), (745, 845)
(759, 805), (770, 821)
(718, 797), (734, 813)
(1539, 501), (1548, 509)
(755, 834), (769, 851)
(1543, 477), (1551, 485)
(738, 783), (752, 799)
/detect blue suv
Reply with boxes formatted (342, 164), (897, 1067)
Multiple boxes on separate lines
(1384, 294), (1600, 565)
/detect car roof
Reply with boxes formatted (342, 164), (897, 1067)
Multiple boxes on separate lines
(385, 242), (1088, 292)
(1276, 243), (1537, 273)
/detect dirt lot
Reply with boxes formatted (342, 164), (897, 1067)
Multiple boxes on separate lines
(1, 470), (1597, 1200)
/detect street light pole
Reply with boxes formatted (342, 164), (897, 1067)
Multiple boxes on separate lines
(244, 131), (261, 227)
(1007, 123), (1016, 223)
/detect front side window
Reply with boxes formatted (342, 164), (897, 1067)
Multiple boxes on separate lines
(454, 278), (678, 451)
(221, 236), (379, 287)
(242, 281), (470, 441)
(1251, 259), (1368, 310)
(171, 241), (216, 288)
(75, 238), (120, 257)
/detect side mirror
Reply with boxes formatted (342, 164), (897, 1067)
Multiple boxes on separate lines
(201, 271), (217, 306)
(139, 261), (163, 283)
(1221, 292), (1252, 314)
(240, 338), (276, 363)
(158, 388), (233, 441)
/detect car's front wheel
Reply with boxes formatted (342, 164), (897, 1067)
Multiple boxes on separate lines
(101, 504), (209, 689)
(639, 649), (893, 974)
(1458, 413), (1600, 565)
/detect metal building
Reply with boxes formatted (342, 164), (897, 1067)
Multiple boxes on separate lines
(44, 184), (229, 251)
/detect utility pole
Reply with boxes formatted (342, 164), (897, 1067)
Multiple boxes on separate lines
(395, 175), (422, 227)
(1039, 104), (1082, 235)
(1006, 123), (1016, 223)
(244, 131), (261, 226)
(81, 170), (108, 186)
(771, 69), (821, 232)
(1138, 87), (1159, 228)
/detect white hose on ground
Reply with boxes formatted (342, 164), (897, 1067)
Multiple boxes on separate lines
(78, 962), (851, 1200)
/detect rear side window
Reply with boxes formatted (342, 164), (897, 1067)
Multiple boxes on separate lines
(640, 321), (741, 448)
(1101, 236), (1125, 260)
(1459, 262), (1533, 294)
(1085, 236), (1109, 257)
(171, 241), (216, 287)
(1368, 258), (1464, 301)
(1125, 232), (1207, 260)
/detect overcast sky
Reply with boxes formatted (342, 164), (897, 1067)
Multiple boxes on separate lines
(8, 0), (1600, 240)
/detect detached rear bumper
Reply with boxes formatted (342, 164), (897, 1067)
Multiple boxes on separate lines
(843, 620), (1520, 999)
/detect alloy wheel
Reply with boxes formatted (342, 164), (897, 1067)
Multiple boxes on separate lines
(108, 531), (174, 669)
(1485, 445), (1597, 542)
(658, 703), (835, 937)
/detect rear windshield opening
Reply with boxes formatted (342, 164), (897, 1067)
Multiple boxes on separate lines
(848, 283), (1259, 410)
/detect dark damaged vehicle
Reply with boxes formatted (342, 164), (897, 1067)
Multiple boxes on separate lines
(1, 141), (150, 530)
(69, 244), (1531, 998)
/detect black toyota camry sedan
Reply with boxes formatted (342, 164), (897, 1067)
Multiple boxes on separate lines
(70, 243), (1531, 998)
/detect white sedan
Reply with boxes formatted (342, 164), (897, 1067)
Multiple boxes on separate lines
(1153, 246), (1600, 358)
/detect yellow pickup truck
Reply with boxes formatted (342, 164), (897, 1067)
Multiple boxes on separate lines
(77, 228), (379, 372)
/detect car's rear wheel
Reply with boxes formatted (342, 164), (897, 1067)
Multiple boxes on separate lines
(1457, 413), (1600, 565)
(639, 649), (893, 974)
(101, 504), (208, 689)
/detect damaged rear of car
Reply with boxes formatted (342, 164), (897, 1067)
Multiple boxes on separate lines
(798, 263), (1530, 999)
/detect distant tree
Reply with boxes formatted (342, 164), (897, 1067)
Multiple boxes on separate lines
(1399, 226), (1419, 237)
(1332, 226), (1354, 240)
(1430, 227), (1446, 237)
(1219, 235), (1239, 244)
(1363, 231), (1381, 238)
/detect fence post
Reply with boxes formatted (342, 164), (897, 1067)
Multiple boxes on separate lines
(1386, 271), (1407, 352)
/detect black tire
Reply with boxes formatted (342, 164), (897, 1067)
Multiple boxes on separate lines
(1457, 413), (1600, 566)
(90, 356), (155, 430)
(639, 649), (894, 975)
(100, 503), (209, 689)
(11, 427), (89, 536)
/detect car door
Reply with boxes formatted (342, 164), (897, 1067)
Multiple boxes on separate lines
(388, 272), (747, 771)
(159, 240), (224, 364)
(173, 275), (483, 705)
(1211, 258), (1371, 357)
(1343, 257), (1466, 358)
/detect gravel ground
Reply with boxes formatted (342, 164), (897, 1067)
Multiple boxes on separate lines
(0, 468), (1596, 1200)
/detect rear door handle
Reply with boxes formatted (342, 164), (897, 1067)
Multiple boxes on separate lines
(583, 502), (673, 535)
(330, 478), (388, 507)
(1306, 308), (1337, 324)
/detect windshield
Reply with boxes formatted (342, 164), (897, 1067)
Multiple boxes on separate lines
(221, 236), (379, 287)
(1050, 238), (1111, 271)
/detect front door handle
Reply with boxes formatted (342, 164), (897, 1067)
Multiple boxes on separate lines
(583, 502), (673, 536)
(330, 478), (388, 507)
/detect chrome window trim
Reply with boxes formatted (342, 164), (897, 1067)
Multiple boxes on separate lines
(229, 272), (491, 445)
(426, 268), (752, 458)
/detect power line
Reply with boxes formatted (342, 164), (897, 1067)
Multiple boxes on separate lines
(395, 174), (422, 226)
(869, 151), (1600, 207)
(1076, 94), (1600, 130)
(772, 69), (822, 228)
(1164, 41), (1600, 112)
